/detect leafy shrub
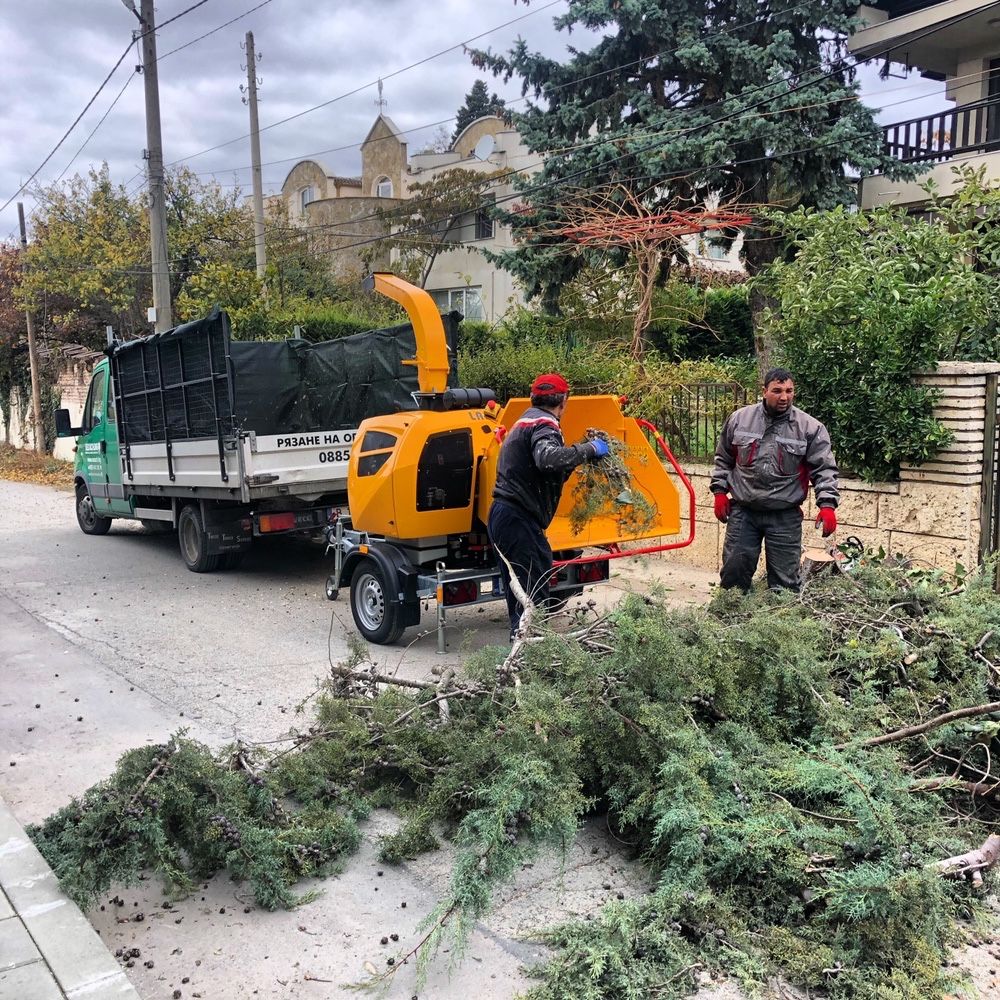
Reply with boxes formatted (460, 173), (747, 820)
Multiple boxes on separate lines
(760, 203), (1000, 481)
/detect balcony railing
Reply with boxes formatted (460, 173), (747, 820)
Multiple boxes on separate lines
(882, 94), (1000, 165)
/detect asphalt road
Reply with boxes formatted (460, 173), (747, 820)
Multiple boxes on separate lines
(0, 479), (520, 746)
(0, 479), (726, 1000)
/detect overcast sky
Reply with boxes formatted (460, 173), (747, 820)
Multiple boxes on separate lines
(0, 0), (945, 241)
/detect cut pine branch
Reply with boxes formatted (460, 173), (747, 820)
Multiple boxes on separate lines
(837, 701), (1000, 750)
(934, 834), (1000, 887)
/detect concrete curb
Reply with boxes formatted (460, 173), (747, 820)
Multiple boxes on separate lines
(0, 797), (139, 1000)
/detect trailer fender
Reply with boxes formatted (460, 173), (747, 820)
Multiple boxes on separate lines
(340, 543), (421, 628)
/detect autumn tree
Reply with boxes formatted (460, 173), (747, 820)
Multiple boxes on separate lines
(361, 167), (504, 287)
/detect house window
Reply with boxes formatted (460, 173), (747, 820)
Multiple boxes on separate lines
(375, 176), (393, 198)
(299, 185), (315, 213)
(429, 286), (484, 321)
(698, 235), (728, 261)
(474, 206), (494, 241)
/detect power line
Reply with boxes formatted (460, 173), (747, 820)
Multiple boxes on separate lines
(0, 41), (135, 214)
(159, 0), (276, 60)
(4, 0), (218, 212)
(176, 0), (820, 180)
(250, 0), (1000, 262)
(22, 0), (999, 279)
(55, 71), (138, 185)
(164, 0), (569, 167)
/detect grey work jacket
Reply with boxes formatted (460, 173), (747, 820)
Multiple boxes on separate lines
(710, 403), (840, 510)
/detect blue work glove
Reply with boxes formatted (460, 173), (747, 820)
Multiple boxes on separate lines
(590, 437), (610, 460)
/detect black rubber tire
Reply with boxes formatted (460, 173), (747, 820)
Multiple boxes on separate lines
(349, 556), (404, 644)
(219, 551), (245, 571)
(76, 484), (112, 536)
(177, 505), (221, 573)
(325, 575), (339, 601)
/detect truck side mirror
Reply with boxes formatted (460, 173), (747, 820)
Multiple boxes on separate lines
(55, 408), (82, 438)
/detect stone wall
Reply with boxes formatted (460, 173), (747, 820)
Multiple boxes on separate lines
(1, 355), (94, 462)
(666, 362), (1000, 575)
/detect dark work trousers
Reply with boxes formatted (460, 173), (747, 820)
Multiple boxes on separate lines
(720, 504), (803, 593)
(487, 498), (554, 636)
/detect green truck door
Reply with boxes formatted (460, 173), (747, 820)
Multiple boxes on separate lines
(79, 362), (131, 517)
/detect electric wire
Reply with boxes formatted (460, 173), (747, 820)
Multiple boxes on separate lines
(158, 0), (276, 60)
(163, 0), (569, 166)
(0, 41), (135, 214)
(177, 0), (821, 179)
(16, 0), (1000, 278)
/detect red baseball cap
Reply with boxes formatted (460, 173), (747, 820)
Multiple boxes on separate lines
(530, 372), (570, 395)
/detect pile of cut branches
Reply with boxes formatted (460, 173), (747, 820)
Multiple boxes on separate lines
(29, 560), (1000, 999)
(568, 428), (657, 536)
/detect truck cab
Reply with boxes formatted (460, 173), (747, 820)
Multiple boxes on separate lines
(62, 358), (131, 533)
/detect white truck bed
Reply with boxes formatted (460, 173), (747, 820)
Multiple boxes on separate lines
(124, 427), (358, 502)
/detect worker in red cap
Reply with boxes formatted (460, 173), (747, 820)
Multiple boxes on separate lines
(488, 373), (609, 639)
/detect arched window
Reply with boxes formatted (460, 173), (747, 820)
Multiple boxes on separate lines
(299, 185), (315, 213)
(375, 176), (393, 198)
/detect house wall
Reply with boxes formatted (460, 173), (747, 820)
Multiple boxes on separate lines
(281, 161), (332, 220)
(304, 196), (399, 279)
(660, 363), (1000, 576)
(859, 149), (1000, 209)
(361, 119), (406, 198)
(1, 357), (94, 462)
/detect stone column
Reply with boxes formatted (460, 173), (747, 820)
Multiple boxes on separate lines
(897, 362), (1000, 565)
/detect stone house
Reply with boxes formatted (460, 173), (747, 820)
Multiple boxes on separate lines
(850, 0), (1000, 210)
(275, 113), (536, 323)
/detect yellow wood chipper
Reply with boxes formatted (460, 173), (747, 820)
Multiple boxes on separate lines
(325, 273), (696, 648)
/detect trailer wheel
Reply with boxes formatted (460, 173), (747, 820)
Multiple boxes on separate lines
(325, 575), (339, 601)
(350, 557), (404, 644)
(178, 505), (220, 573)
(76, 484), (112, 536)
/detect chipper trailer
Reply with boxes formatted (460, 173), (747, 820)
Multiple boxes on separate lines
(326, 273), (697, 648)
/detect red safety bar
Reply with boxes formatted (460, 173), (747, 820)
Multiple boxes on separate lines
(554, 418), (696, 569)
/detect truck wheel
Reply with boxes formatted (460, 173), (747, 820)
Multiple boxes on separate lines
(178, 505), (221, 573)
(350, 557), (404, 644)
(76, 484), (112, 536)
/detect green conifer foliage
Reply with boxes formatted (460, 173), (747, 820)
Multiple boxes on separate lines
(467, 0), (915, 308)
(29, 563), (1000, 998)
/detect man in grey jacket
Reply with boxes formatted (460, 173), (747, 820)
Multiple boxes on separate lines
(710, 368), (839, 592)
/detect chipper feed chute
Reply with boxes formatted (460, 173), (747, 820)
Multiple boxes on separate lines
(476, 395), (682, 551)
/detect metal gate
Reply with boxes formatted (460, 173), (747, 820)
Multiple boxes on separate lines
(980, 373), (1000, 585)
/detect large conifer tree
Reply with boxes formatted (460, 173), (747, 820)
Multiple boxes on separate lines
(470, 0), (915, 312)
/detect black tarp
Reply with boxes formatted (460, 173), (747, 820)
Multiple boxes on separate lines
(111, 308), (461, 443)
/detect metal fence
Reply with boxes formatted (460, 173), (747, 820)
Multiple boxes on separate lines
(654, 382), (748, 462)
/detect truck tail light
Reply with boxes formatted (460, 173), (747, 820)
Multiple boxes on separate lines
(442, 580), (479, 606)
(578, 561), (608, 583)
(259, 512), (296, 533)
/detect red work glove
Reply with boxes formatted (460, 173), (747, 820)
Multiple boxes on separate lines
(713, 493), (731, 523)
(816, 507), (837, 537)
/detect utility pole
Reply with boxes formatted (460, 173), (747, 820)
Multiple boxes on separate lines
(138, 0), (172, 332)
(243, 31), (267, 280)
(17, 203), (45, 454)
